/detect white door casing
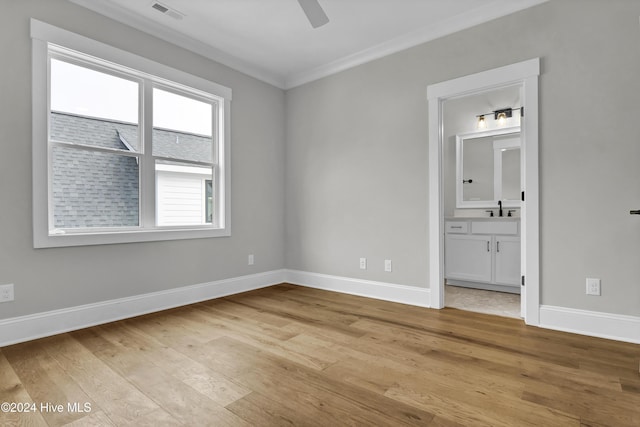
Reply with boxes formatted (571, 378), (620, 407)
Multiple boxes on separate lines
(427, 58), (540, 325)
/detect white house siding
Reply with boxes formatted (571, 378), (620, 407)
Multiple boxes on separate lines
(156, 167), (210, 226)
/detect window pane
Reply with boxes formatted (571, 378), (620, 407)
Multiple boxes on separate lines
(205, 180), (213, 224)
(50, 58), (140, 151)
(52, 146), (139, 229)
(153, 88), (213, 163)
(156, 160), (212, 226)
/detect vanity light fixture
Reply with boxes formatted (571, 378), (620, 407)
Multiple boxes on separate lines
(494, 108), (512, 126)
(475, 107), (523, 128)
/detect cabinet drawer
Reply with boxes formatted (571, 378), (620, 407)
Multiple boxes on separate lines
(445, 221), (468, 233)
(471, 221), (518, 235)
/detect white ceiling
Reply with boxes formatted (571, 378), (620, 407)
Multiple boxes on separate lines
(69, 0), (547, 89)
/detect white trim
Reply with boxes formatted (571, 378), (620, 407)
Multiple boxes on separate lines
(31, 19), (233, 248)
(285, 270), (431, 308)
(3, 272), (638, 348)
(428, 93), (445, 309)
(427, 60), (538, 101)
(539, 305), (640, 345)
(427, 58), (540, 325)
(520, 73), (540, 323)
(155, 163), (211, 175)
(455, 126), (521, 209)
(0, 270), (286, 347)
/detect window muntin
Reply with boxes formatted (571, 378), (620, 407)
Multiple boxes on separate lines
(31, 19), (231, 247)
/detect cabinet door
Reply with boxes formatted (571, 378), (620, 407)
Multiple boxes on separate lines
(494, 236), (521, 286)
(445, 235), (492, 283)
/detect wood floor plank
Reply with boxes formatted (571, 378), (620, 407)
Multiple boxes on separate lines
(225, 391), (315, 426)
(39, 334), (161, 426)
(94, 322), (252, 407)
(71, 325), (249, 426)
(197, 299), (292, 328)
(521, 381), (640, 426)
(0, 350), (48, 427)
(385, 382), (579, 427)
(60, 410), (115, 427)
(215, 336), (437, 424)
(226, 293), (364, 338)
(2, 340), (96, 427)
(347, 317), (625, 395)
(2, 284), (639, 427)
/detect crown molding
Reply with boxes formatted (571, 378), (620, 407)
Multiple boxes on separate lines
(68, 0), (286, 89)
(69, 0), (548, 91)
(284, 0), (548, 89)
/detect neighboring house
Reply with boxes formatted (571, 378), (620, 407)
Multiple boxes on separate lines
(50, 112), (213, 229)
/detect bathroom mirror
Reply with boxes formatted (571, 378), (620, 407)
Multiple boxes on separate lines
(456, 126), (521, 209)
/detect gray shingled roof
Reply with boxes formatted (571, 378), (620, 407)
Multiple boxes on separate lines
(152, 127), (212, 163)
(50, 112), (212, 229)
(50, 112), (139, 151)
(51, 146), (139, 228)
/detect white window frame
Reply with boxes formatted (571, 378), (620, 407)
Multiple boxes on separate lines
(31, 19), (232, 248)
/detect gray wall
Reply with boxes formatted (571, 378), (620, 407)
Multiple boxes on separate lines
(285, 0), (640, 316)
(0, 0), (286, 319)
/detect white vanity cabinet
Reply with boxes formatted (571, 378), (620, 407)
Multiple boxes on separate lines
(493, 235), (520, 285)
(445, 234), (492, 282)
(445, 219), (520, 293)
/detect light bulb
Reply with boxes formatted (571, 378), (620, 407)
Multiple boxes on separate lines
(497, 112), (507, 126)
(477, 115), (486, 129)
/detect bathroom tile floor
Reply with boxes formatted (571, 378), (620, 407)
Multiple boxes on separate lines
(445, 284), (521, 319)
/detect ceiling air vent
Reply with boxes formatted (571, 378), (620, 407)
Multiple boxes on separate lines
(150, 2), (184, 20)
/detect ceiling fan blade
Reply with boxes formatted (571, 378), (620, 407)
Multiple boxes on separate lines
(297, 0), (329, 28)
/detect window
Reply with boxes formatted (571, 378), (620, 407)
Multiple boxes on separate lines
(31, 20), (231, 247)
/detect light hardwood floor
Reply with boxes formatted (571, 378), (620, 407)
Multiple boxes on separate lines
(1, 284), (639, 426)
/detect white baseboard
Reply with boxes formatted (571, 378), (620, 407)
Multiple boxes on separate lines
(539, 305), (640, 344)
(0, 269), (286, 347)
(3, 269), (637, 347)
(285, 270), (431, 308)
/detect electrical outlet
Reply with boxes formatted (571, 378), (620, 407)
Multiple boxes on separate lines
(359, 257), (367, 270)
(248, 254), (254, 266)
(0, 284), (14, 303)
(384, 259), (392, 272)
(586, 278), (600, 296)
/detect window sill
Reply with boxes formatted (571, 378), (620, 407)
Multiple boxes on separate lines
(34, 227), (231, 248)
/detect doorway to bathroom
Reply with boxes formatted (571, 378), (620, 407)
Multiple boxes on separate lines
(427, 58), (540, 325)
(443, 86), (522, 318)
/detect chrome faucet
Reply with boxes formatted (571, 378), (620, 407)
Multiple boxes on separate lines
(498, 200), (503, 217)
